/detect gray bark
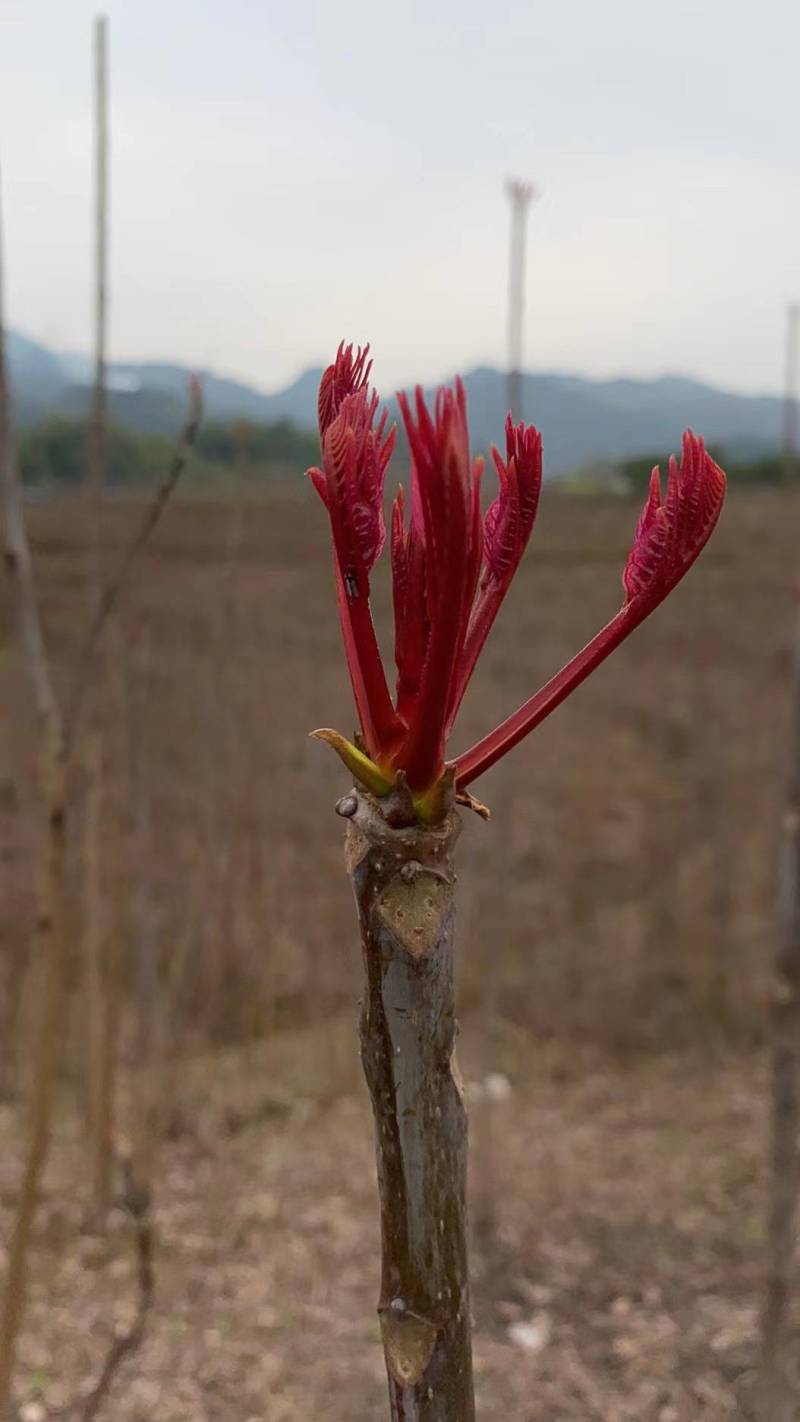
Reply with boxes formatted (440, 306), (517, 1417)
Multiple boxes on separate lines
(339, 787), (475, 1422)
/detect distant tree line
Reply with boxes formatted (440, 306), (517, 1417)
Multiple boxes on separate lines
(619, 446), (785, 493)
(18, 415), (789, 492)
(19, 416), (319, 486)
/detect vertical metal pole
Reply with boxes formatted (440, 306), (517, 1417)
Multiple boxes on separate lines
(89, 14), (109, 507)
(505, 179), (537, 423)
(85, 13), (112, 1215)
(783, 304), (799, 486)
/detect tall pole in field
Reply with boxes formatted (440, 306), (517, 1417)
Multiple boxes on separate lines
(85, 12), (114, 1216)
(505, 179), (537, 423)
(783, 303), (799, 486)
(89, 13), (109, 508)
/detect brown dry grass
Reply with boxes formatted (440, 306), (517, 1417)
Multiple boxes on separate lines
(2, 485), (789, 1051)
(0, 483), (795, 1417)
(0, 1030), (771, 1419)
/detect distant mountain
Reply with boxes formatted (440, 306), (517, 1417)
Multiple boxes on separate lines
(7, 332), (70, 424)
(6, 330), (783, 474)
(58, 348), (324, 428)
(445, 368), (781, 473)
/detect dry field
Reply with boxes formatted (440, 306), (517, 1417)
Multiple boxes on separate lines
(0, 1032), (769, 1421)
(0, 482), (797, 1418)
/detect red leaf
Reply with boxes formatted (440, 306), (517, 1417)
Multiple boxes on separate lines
(454, 431), (726, 789)
(393, 380), (483, 791)
(622, 431), (725, 608)
(447, 417), (542, 729)
(483, 416), (542, 586)
(317, 342), (372, 441)
(308, 355), (400, 759)
(391, 486), (429, 724)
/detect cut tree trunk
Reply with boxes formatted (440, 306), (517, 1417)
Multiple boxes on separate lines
(338, 786), (474, 1422)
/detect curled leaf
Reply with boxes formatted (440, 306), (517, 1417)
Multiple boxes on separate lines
(310, 728), (395, 799)
(623, 431), (726, 608)
(483, 416), (542, 588)
(317, 342), (372, 441)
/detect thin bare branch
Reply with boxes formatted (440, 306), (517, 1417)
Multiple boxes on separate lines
(65, 375), (203, 747)
(77, 1157), (154, 1422)
(0, 163), (61, 742)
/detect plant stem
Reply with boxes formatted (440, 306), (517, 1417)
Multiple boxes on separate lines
(338, 788), (475, 1422)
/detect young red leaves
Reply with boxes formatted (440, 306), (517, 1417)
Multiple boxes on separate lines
(309, 347), (726, 821)
(454, 432), (726, 788)
(308, 344), (402, 761)
(622, 431), (725, 606)
(447, 415), (542, 730)
(391, 380), (484, 797)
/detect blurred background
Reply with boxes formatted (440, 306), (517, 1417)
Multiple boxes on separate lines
(1, 1), (800, 1419)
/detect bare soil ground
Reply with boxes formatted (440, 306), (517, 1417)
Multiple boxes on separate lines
(2, 486), (797, 1419)
(1, 1023), (773, 1421)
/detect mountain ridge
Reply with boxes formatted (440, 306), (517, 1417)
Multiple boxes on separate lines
(7, 329), (782, 475)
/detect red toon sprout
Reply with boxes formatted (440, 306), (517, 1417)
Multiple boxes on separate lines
(309, 345), (726, 821)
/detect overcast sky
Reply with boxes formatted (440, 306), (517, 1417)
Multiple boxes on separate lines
(1, 0), (798, 397)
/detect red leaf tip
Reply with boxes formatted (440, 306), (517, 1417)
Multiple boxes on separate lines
(317, 341), (373, 442)
(622, 431), (726, 608)
(483, 416), (542, 587)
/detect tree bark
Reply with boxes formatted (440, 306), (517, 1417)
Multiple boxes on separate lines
(338, 787), (475, 1422)
(761, 603), (800, 1421)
